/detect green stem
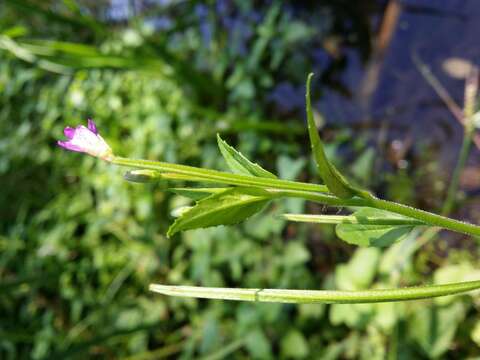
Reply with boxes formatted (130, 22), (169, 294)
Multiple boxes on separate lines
(368, 197), (480, 236)
(149, 280), (480, 304)
(280, 213), (425, 226)
(112, 157), (480, 237)
(112, 157), (328, 194)
(272, 189), (480, 236)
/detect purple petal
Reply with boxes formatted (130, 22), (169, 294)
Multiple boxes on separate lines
(57, 140), (84, 153)
(87, 119), (98, 134)
(64, 127), (76, 139)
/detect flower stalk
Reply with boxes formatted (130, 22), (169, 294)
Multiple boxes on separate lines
(111, 156), (480, 237)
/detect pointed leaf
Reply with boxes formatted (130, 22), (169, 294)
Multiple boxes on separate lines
(335, 208), (423, 247)
(167, 187), (273, 237)
(306, 73), (357, 198)
(217, 134), (277, 178)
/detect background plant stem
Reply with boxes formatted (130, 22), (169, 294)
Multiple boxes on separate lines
(442, 67), (479, 215)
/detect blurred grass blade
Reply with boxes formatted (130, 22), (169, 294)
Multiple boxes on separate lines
(0, 35), (71, 73)
(305, 73), (367, 198)
(217, 134), (277, 178)
(1, 25), (28, 38)
(0, 37), (172, 75)
(5, 0), (105, 34)
(150, 280), (480, 304)
(24, 39), (100, 56)
(167, 187), (274, 237)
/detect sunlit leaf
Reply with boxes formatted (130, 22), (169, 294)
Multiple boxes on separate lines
(167, 187), (273, 237)
(410, 302), (466, 358)
(217, 134), (277, 178)
(305, 73), (363, 198)
(335, 208), (423, 247)
(281, 330), (309, 359)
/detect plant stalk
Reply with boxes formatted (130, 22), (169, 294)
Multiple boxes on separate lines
(150, 280), (480, 304)
(112, 157), (328, 193)
(112, 157), (480, 237)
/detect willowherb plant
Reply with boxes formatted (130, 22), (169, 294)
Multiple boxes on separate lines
(58, 74), (480, 304)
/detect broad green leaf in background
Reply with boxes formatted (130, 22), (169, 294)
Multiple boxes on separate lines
(409, 301), (466, 358)
(277, 155), (307, 213)
(433, 263), (480, 305)
(305, 73), (358, 199)
(330, 248), (380, 329)
(217, 134), (277, 178)
(335, 248), (381, 291)
(335, 208), (423, 247)
(351, 147), (375, 185)
(167, 187), (274, 237)
(245, 328), (273, 359)
(472, 320), (480, 347)
(281, 330), (310, 359)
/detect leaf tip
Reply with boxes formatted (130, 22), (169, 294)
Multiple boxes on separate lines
(166, 225), (177, 238)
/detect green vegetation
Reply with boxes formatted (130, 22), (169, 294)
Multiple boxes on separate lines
(1, 1), (480, 359)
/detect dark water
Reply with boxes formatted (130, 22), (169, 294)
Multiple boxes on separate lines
(324, 0), (480, 165)
(104, 0), (480, 185)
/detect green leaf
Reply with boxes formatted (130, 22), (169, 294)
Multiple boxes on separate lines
(217, 134), (277, 178)
(335, 208), (422, 247)
(245, 329), (273, 359)
(472, 320), (480, 346)
(167, 187), (273, 237)
(305, 73), (361, 199)
(409, 302), (465, 358)
(351, 147), (375, 185)
(340, 248), (381, 290)
(433, 264), (480, 305)
(281, 330), (310, 359)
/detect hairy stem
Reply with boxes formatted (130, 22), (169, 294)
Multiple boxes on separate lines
(281, 213), (425, 226)
(112, 157), (480, 237)
(112, 157), (328, 193)
(271, 189), (480, 236)
(368, 197), (480, 236)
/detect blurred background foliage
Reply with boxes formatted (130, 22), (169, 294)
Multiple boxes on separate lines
(1, 0), (480, 359)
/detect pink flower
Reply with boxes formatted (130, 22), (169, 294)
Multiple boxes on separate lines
(57, 119), (113, 160)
